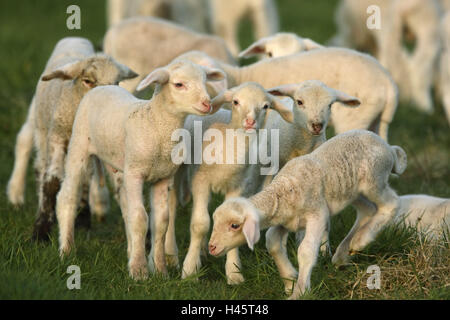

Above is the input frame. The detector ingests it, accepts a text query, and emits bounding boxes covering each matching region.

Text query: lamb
[330,0,441,113]
[196,48,398,141]
[177,82,294,284]
[106,0,209,33]
[208,130,407,299]
[103,17,235,93]
[239,32,324,59]
[210,0,279,56]
[55,59,225,280]
[6,37,138,240]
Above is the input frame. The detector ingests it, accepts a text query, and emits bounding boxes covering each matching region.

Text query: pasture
[0,0,449,299]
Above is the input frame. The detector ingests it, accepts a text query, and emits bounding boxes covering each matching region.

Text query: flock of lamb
[5,0,450,299]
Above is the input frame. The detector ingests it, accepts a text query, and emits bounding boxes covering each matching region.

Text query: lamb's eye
[268,52,273,58]
[263,104,269,109]
[297,99,304,106]
[82,79,95,88]
[231,223,240,230]
[232,100,239,106]
[174,82,184,88]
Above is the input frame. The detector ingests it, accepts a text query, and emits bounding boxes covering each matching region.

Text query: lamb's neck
[146,91,185,129]
[218,62,243,87]
[290,123,325,150]
[249,185,287,229]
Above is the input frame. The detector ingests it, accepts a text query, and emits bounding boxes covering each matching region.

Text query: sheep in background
[55,59,225,279]
[210,0,279,56]
[208,130,407,299]
[239,32,324,59]
[106,0,209,33]
[6,37,137,240]
[330,0,441,114]
[200,48,398,141]
[103,17,235,94]
[438,11,450,124]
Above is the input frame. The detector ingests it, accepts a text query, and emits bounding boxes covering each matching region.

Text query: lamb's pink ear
[238,38,269,58]
[136,68,169,91]
[303,38,324,51]
[41,60,85,81]
[243,210,260,250]
[202,66,226,82]
[270,96,294,123]
[267,84,298,99]
[211,89,233,113]
[333,89,361,107]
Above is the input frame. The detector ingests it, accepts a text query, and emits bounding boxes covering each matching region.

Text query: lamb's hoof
[75,205,91,229]
[129,261,149,281]
[165,254,180,269]
[227,272,245,285]
[332,253,351,267]
[32,218,52,242]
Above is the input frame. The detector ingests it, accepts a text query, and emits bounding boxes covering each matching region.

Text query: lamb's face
[292,81,336,136]
[40,54,138,90]
[263,33,303,59]
[78,55,138,90]
[229,83,272,132]
[166,62,225,115]
[208,199,251,257]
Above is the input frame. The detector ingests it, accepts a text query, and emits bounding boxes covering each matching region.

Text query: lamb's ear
[117,63,139,82]
[243,210,260,250]
[203,66,226,82]
[238,38,268,58]
[333,89,361,107]
[270,96,294,123]
[303,38,324,51]
[41,60,86,81]
[211,89,233,112]
[136,68,169,91]
[267,84,298,99]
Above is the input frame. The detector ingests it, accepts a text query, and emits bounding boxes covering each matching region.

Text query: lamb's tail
[379,78,399,142]
[391,145,407,175]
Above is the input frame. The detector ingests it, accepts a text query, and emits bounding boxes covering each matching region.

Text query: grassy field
[0,0,449,300]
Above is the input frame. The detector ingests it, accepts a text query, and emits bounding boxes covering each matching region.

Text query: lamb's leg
[33,136,66,241]
[123,174,149,280]
[350,187,399,253]
[164,184,179,268]
[266,226,297,295]
[88,157,110,222]
[118,184,131,259]
[7,99,35,206]
[182,179,210,279]
[289,214,327,300]
[148,177,171,276]
[332,197,375,266]
[56,140,90,255]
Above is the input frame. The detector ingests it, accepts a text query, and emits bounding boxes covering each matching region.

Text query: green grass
[0,0,449,300]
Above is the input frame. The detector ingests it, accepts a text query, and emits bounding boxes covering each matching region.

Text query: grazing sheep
[178,82,294,284]
[239,32,324,59]
[208,48,398,141]
[7,37,138,240]
[55,59,225,280]
[208,130,407,299]
[103,17,235,93]
[210,0,279,56]
[106,0,209,33]
[330,0,441,113]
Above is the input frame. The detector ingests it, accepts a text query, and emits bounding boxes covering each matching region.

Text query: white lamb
[210,0,279,56]
[103,17,235,93]
[331,0,441,113]
[55,59,225,279]
[177,82,294,284]
[208,130,407,299]
[239,32,324,59]
[191,49,398,141]
[6,37,137,240]
[106,0,209,33]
